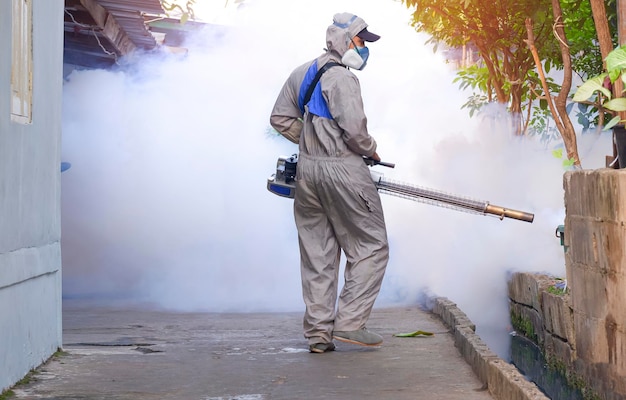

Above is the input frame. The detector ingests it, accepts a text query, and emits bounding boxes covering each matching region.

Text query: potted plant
[573,45,626,168]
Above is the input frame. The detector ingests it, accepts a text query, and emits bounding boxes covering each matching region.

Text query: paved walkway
[13,300,493,400]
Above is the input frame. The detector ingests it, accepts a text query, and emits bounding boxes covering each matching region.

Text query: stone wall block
[573,357,626,400]
[454,325,498,384]
[562,171,584,217]
[433,297,476,331]
[601,316,626,376]
[611,365,626,399]
[543,332,574,370]
[600,170,626,220]
[508,272,551,311]
[510,302,544,347]
[561,172,585,218]
[596,220,626,278]
[541,292,575,345]
[573,311,609,365]
[565,170,626,400]
[487,359,550,400]
[605,267,626,330]
[564,169,626,221]
[436,295,548,400]
[566,217,599,267]
[568,263,608,320]
[566,217,626,277]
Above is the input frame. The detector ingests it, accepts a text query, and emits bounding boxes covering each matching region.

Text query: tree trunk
[590,0,615,62]
[589,1,619,101]
[551,0,581,167]
[474,43,525,134]
[525,14,581,167]
[591,0,622,166]
[619,0,626,45]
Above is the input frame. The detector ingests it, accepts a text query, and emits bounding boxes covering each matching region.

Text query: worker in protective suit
[270,12,389,354]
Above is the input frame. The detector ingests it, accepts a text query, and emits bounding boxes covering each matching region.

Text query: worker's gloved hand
[363,153,394,168]
[363,153,380,167]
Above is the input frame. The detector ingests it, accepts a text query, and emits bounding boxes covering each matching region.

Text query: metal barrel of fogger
[372,173,534,223]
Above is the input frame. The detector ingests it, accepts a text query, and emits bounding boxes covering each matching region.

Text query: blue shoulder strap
[298,62,342,119]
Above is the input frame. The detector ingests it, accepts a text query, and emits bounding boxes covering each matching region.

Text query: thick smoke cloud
[61,0,612,358]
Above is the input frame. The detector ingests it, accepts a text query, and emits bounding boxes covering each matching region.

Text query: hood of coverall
[325,13,370,61]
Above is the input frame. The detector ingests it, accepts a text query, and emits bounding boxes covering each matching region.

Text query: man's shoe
[309,342,336,353]
[333,328,383,347]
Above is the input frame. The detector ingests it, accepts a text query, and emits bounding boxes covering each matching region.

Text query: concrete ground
[12,300,494,400]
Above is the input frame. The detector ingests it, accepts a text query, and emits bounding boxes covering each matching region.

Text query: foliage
[453,64,493,116]
[0,348,67,399]
[400,0,556,133]
[557,0,616,77]
[400,0,549,48]
[393,330,434,337]
[160,0,196,24]
[547,284,567,295]
[458,93,490,117]
[552,147,577,168]
[528,104,561,142]
[0,369,37,399]
[265,127,282,141]
[400,0,615,140]
[511,310,538,344]
[544,0,616,134]
[526,67,567,134]
[572,102,602,132]
[0,389,15,400]
[573,45,626,130]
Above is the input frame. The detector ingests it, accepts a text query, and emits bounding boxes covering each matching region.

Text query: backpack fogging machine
[267,154,534,223]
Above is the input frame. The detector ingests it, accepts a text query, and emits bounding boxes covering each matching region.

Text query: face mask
[341,45,369,70]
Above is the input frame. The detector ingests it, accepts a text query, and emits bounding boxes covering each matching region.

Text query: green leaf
[609,69,622,83]
[604,115,622,131]
[606,46,626,72]
[393,330,434,337]
[604,98,626,112]
[573,74,610,102]
[578,114,590,130]
[563,158,576,167]
[552,148,563,159]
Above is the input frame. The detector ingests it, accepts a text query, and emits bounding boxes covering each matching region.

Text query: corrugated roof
[97,0,163,15]
[65,0,206,69]
[96,0,164,50]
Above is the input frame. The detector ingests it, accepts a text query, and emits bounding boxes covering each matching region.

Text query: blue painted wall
[0,0,64,391]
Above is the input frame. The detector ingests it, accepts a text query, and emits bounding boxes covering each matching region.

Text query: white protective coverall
[270,13,389,345]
